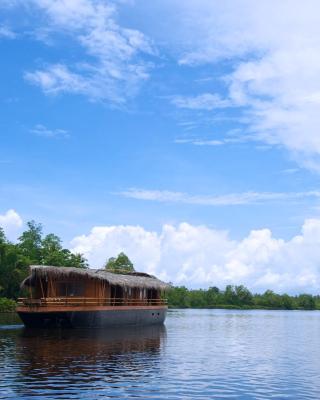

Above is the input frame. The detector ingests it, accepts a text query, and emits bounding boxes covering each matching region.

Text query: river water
[0,309,319,399]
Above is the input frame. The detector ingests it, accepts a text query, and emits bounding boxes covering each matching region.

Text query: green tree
[280,294,294,310]
[235,285,253,306]
[17,220,43,264]
[0,229,28,299]
[0,227,6,244]
[105,257,116,270]
[39,233,87,268]
[64,251,88,269]
[41,233,64,265]
[189,289,207,307]
[224,285,237,305]
[255,289,282,309]
[166,286,190,307]
[105,252,135,273]
[205,286,221,306]
[297,294,316,310]
[0,221,88,299]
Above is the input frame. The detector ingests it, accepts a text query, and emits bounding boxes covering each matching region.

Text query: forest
[0,221,319,311]
[166,285,320,310]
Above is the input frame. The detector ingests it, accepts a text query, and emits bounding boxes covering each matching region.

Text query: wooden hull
[17,306,167,328]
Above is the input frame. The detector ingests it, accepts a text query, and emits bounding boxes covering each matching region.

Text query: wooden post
[39,277,45,299]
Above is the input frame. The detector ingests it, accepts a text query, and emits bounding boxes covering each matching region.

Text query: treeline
[0,221,87,299]
[167,285,320,310]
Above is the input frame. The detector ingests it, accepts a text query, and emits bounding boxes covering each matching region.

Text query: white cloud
[70,219,320,293]
[154,0,320,170]
[0,25,15,38]
[174,134,251,146]
[24,0,154,104]
[175,138,225,146]
[30,123,69,138]
[171,93,230,110]
[281,168,300,175]
[25,64,87,97]
[0,209,23,240]
[117,188,320,206]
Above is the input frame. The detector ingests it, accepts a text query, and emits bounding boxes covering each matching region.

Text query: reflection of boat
[16,325,166,380]
[17,266,169,328]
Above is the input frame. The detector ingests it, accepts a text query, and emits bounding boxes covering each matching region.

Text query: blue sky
[1,0,320,292]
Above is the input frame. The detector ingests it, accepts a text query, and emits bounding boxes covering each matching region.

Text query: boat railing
[17,297,168,307]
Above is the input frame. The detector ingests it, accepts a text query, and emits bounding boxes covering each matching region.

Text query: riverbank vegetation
[0,221,319,311]
[0,297,16,312]
[167,285,320,310]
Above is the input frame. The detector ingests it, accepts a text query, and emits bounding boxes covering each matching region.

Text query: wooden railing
[17,297,168,308]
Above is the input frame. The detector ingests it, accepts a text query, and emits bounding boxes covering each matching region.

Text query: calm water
[0,309,320,399]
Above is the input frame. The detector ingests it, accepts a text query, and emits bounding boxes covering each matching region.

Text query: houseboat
[17,265,170,328]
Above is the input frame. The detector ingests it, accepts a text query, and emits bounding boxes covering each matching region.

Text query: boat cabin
[19,265,169,307]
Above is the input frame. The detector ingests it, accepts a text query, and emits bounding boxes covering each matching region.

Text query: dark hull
[17,307,167,328]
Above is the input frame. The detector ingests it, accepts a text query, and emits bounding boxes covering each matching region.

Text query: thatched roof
[21,265,170,291]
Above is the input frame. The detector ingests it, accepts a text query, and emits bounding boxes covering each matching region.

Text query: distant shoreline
[166,286,320,310]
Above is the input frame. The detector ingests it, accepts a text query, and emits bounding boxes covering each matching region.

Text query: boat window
[56,281,85,296]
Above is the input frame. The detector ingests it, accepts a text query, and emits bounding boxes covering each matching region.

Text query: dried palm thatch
[21,265,170,291]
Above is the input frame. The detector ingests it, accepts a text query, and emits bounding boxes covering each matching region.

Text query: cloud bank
[0,209,23,240]
[71,219,320,294]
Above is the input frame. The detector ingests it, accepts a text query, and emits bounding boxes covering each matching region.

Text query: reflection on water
[18,325,165,380]
[0,322,166,399]
[1,309,320,399]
